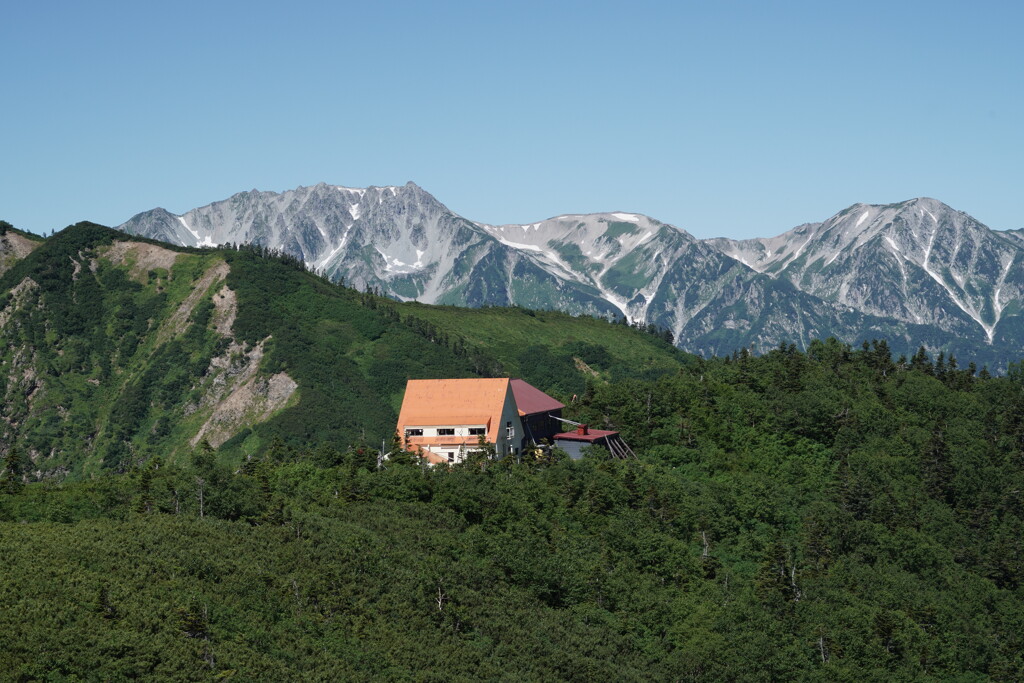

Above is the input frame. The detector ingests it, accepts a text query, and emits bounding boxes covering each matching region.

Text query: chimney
[577,425,588,435]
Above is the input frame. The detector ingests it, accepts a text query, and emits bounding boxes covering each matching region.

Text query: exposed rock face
[119,183,628,318]
[211,285,236,337]
[119,186,1024,365]
[0,231,41,277]
[1002,228,1024,247]
[99,241,180,282]
[191,338,297,449]
[163,263,297,450]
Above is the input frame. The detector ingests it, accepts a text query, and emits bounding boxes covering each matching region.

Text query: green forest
[3,340,1024,680]
[2,223,1024,680]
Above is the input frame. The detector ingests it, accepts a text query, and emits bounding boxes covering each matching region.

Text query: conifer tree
[911,346,932,374]
[135,465,154,514]
[1,446,26,493]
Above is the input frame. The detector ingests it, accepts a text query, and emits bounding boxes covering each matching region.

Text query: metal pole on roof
[549,414,586,428]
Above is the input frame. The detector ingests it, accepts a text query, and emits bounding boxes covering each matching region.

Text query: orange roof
[397,378,511,443]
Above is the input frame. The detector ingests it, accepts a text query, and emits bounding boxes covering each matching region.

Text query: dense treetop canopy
[3,336,1023,680]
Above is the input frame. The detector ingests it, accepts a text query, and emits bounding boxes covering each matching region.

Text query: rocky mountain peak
[116,185,1024,365]
[711,196,1022,344]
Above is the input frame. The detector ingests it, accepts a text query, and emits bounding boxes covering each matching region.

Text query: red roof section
[510,379,565,416]
[553,429,619,443]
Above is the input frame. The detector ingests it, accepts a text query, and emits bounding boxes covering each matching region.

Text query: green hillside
[399,302,687,393]
[6,221,1023,680]
[0,222,686,479]
[0,223,230,476]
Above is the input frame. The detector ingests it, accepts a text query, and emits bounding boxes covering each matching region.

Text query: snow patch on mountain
[177,216,201,245]
[709,197,1023,344]
[492,236,544,253]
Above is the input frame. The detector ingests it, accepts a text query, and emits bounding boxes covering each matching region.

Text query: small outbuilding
[552,424,635,460]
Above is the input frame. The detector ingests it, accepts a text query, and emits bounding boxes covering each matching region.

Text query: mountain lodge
[395,378,634,464]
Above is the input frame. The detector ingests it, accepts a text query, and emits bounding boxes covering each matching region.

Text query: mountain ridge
[709,197,1024,343]
[117,185,1024,366]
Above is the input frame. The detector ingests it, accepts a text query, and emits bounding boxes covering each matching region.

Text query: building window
[468,427,485,436]
[405,428,423,436]
[437,428,455,436]
[506,421,514,439]
[447,452,455,463]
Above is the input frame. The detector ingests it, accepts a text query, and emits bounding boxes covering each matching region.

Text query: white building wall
[404,426,488,437]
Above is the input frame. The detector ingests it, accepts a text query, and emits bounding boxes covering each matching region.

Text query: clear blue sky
[2,1,1021,239]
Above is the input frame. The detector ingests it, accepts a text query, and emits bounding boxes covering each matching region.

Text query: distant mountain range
[118,184,1024,367]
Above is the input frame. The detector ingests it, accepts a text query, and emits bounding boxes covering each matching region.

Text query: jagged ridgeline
[119,186,1024,369]
[0,222,686,479]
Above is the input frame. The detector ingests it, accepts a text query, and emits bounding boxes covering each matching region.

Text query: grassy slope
[398,303,688,385]
[221,248,483,454]
[223,249,689,455]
